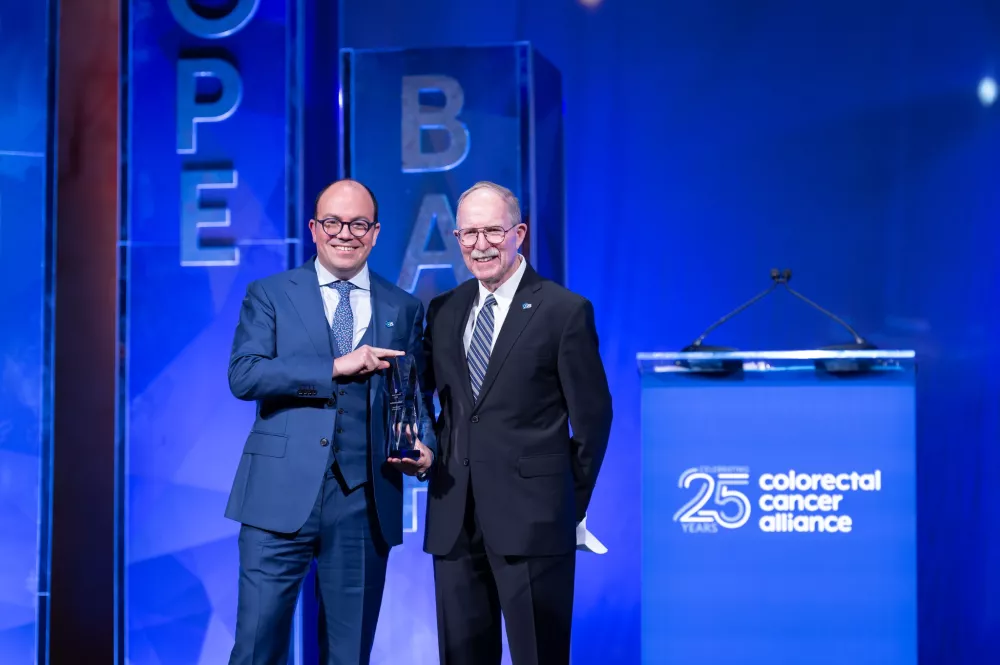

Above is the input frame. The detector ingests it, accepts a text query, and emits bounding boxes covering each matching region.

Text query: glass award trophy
[387,356,422,460]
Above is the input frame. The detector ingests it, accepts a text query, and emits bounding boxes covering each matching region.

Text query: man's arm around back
[557,298,613,522]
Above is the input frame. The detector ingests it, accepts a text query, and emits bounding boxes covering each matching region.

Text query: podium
[638,350,917,665]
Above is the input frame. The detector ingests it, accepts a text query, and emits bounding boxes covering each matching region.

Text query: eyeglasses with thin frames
[454,224,517,247]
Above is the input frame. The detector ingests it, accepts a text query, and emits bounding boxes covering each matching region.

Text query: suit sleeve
[557,298,613,522]
[410,299,438,456]
[228,280,334,401]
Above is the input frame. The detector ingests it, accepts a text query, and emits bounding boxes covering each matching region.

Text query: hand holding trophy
[386,356,433,477]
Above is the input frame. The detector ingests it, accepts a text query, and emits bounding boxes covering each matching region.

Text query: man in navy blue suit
[225,179,435,665]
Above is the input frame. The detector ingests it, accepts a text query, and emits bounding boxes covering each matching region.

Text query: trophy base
[389,449,421,461]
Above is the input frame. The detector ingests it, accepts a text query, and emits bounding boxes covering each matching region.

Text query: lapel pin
[385,321,394,328]
[522,303,532,310]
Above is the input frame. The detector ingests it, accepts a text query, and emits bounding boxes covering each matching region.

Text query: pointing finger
[370,347,406,358]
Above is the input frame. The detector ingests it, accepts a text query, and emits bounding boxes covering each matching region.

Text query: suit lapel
[285,259,334,359]
[472,266,544,410]
[369,273,400,408]
[370,274,401,352]
[450,281,479,409]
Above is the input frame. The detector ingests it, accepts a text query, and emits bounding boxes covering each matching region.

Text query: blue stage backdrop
[338,1,1000,663]
[0,1,55,663]
[115,1,1000,663]
[120,1,303,663]
[339,43,565,664]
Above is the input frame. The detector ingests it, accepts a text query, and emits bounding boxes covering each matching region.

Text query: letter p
[176,58,242,154]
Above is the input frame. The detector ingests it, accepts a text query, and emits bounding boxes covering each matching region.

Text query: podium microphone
[682,268,875,352]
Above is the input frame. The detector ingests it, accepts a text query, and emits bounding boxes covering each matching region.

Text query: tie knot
[483,294,497,308]
[331,281,355,296]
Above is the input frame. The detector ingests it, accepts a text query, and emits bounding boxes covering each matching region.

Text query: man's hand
[333,345,404,377]
[388,440,433,478]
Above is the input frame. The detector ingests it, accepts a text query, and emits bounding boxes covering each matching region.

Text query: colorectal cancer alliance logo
[673,466,882,534]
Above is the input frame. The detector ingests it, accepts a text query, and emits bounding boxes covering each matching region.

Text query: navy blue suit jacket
[224,256,436,546]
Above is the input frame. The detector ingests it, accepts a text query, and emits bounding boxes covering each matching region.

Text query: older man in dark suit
[421,181,613,665]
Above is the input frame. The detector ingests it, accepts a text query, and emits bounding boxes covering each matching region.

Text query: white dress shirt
[315,259,372,350]
[463,254,527,354]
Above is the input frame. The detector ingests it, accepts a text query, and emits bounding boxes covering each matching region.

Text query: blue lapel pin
[522,302,532,310]
[385,321,394,328]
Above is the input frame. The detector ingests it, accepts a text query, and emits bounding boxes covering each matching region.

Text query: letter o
[169,0,260,38]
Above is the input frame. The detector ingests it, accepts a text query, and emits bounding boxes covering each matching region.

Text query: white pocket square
[575,515,608,554]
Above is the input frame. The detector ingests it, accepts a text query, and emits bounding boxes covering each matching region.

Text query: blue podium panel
[341,43,565,665]
[639,351,917,665]
[0,1,55,663]
[122,2,302,663]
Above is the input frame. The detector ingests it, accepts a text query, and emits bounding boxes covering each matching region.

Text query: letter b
[401,75,469,172]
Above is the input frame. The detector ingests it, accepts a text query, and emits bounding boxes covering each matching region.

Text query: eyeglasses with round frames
[314,217,376,238]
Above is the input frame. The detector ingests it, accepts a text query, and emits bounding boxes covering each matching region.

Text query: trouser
[432,483,576,665]
[229,464,389,665]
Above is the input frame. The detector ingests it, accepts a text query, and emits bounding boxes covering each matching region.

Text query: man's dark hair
[312,178,379,222]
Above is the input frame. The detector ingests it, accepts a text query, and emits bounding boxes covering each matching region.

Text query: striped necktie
[467,294,497,401]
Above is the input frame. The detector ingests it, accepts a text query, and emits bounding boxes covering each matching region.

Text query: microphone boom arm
[685,282,778,351]
[780,282,866,346]
[683,268,874,351]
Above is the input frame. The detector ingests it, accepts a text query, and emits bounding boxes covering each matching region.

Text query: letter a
[398,194,470,293]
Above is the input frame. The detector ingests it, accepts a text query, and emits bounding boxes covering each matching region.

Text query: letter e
[180,169,239,266]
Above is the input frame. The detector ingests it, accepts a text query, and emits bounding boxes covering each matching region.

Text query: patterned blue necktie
[329,281,356,357]
[467,294,497,400]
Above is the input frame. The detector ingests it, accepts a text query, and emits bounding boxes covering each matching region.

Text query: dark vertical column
[299,1,340,662]
[50,0,119,662]
[302,0,341,233]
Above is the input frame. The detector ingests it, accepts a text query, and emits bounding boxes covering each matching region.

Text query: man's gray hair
[456,181,522,227]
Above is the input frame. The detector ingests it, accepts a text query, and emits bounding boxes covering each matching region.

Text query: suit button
[320,438,329,447]
[338,408,345,414]
[336,428,343,434]
[471,415,479,423]
[463,458,470,466]
[327,398,336,407]
[339,390,346,396]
